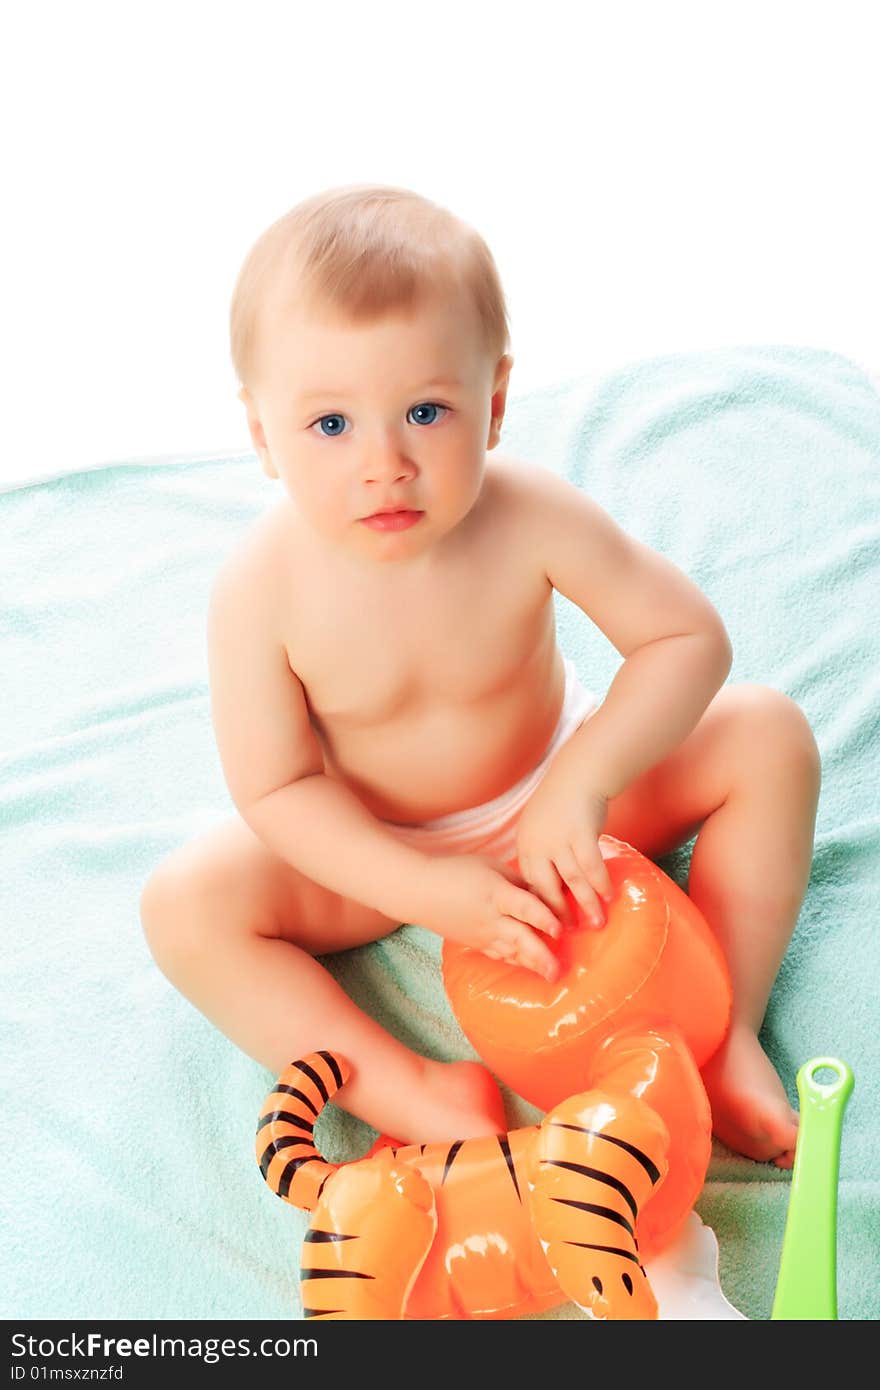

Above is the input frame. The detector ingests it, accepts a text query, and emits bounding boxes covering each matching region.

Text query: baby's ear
[237,388,277,479]
[237,385,258,424]
[487,354,514,450]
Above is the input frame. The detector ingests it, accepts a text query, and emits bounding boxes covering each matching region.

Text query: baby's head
[229,184,514,566]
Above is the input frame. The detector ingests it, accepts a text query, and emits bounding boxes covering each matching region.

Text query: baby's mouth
[359,509,424,531]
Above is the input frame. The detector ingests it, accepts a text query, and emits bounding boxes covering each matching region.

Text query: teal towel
[2,345,878,1320]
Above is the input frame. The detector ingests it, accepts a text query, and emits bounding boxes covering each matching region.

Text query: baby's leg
[604,683,821,1168]
[684,690,821,1169]
[140,817,505,1143]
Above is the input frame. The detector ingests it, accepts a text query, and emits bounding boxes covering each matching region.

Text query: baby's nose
[363,453,416,484]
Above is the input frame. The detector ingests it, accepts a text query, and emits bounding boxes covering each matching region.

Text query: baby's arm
[206,549,561,972]
[207,550,430,924]
[517,463,733,799]
[509,464,733,921]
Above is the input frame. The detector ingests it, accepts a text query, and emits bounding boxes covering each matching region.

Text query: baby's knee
[139,853,217,971]
[731,684,821,785]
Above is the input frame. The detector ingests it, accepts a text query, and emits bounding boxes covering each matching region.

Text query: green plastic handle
[771,1056,854,1320]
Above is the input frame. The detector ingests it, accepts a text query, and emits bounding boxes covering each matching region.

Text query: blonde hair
[229,183,511,389]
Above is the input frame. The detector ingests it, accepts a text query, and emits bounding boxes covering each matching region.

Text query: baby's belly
[316,672,565,824]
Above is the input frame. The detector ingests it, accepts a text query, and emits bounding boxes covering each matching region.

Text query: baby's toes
[772,1148,796,1171]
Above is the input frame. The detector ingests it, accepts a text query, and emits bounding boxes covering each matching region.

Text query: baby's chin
[352,518,431,558]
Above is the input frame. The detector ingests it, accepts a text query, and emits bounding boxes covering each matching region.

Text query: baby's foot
[374,1059,507,1147]
[701,1023,799,1169]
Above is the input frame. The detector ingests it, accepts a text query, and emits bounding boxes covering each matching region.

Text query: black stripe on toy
[547,1121,662,1185]
[551,1197,634,1237]
[497,1134,522,1202]
[563,1241,641,1265]
[441,1140,465,1185]
[278,1155,321,1201]
[271,1083,319,1117]
[300,1268,375,1281]
[259,1135,316,1180]
[542,1159,638,1221]
[304,1230,357,1243]
[316,1051,344,1090]
[255,1110,314,1135]
[296,1058,330,1105]
[255,1134,314,1178]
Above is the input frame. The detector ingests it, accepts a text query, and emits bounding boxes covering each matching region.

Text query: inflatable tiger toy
[255,837,732,1320]
[256,1048,669,1319]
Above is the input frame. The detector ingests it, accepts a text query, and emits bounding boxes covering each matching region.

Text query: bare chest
[283,548,552,731]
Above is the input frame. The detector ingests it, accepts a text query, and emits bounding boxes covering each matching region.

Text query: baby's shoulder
[485,456,622,577]
[490,452,574,496]
[209,500,298,616]
[487,454,585,530]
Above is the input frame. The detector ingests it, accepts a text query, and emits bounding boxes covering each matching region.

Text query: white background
[1,0,878,490]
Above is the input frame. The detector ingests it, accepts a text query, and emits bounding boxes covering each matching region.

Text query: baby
[141,183,821,1168]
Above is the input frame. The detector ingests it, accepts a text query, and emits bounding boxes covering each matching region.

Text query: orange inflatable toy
[255,836,731,1320]
[443,836,732,1256]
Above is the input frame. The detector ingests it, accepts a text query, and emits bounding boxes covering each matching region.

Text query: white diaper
[382,657,600,863]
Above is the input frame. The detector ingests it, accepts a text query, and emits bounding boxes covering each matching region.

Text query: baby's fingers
[501,882,562,940]
[518,854,570,926]
[560,843,614,927]
[493,920,560,982]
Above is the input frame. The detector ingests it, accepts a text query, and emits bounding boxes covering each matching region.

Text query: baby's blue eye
[408,402,445,426]
[310,403,447,437]
[314,414,346,437]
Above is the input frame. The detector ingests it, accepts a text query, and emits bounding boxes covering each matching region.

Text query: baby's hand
[516,772,614,929]
[416,853,563,980]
